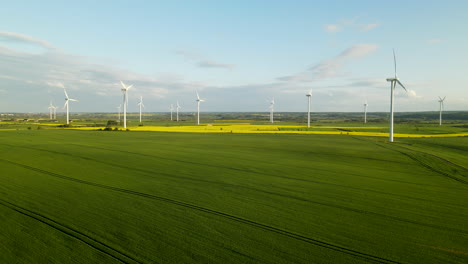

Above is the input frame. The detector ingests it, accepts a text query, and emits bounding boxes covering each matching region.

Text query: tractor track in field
[392,144,468,172]
[3,144,464,207]
[0,198,143,264]
[0,160,401,264]
[370,141,468,186]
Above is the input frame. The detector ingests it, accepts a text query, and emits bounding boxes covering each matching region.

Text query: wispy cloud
[198,60,234,70]
[324,24,341,33]
[360,23,379,31]
[0,31,56,51]
[175,49,234,70]
[277,44,378,82]
[324,17,379,33]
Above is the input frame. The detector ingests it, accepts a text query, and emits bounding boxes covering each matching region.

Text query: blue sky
[0,0,467,113]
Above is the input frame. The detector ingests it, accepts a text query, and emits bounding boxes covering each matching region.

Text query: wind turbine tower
[120,81,133,129]
[438,96,446,126]
[170,104,174,121]
[176,101,181,122]
[48,101,54,119]
[52,105,58,120]
[386,50,407,142]
[269,98,275,123]
[138,96,144,123]
[117,104,121,123]
[63,89,78,125]
[196,91,205,125]
[306,91,312,128]
[364,100,368,124]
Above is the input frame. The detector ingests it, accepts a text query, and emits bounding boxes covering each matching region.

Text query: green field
[0,129,467,263]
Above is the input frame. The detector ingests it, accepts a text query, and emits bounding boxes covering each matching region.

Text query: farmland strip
[0,198,144,264]
[9,143,466,203]
[0,160,448,264]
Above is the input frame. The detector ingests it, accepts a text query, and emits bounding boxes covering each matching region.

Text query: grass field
[0,128,467,263]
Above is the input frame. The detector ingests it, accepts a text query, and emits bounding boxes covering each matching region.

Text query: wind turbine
[196,91,205,125]
[176,101,181,122]
[386,49,407,142]
[48,101,54,119]
[137,96,144,123]
[63,89,78,125]
[363,100,368,124]
[170,104,174,121]
[306,90,312,128]
[438,96,446,126]
[52,105,58,120]
[120,80,133,128]
[269,98,275,123]
[117,104,121,123]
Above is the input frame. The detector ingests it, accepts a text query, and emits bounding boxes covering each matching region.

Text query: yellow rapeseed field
[63,124,468,138]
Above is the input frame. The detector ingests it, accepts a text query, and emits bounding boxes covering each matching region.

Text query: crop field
[0,127,467,263]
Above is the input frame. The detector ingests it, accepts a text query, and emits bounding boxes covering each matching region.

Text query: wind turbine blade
[120,80,126,88]
[196,90,200,100]
[443,96,446,101]
[64,89,69,99]
[69,99,78,102]
[127,85,133,90]
[393,49,397,78]
[396,80,407,91]
[63,101,68,109]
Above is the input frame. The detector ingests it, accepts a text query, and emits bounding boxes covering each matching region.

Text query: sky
[0,0,467,113]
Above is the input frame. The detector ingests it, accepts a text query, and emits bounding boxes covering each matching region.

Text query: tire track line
[373,142,468,185]
[0,198,143,264]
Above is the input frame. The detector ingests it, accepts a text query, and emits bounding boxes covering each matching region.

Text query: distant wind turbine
[170,104,174,121]
[120,81,133,128]
[137,96,144,123]
[386,49,407,142]
[438,96,446,126]
[196,91,205,125]
[48,101,54,119]
[306,90,312,128]
[176,101,181,122]
[363,100,368,124]
[269,98,275,123]
[117,104,121,123]
[63,89,78,125]
[52,105,58,120]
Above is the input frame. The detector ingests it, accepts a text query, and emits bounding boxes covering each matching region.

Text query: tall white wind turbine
[117,104,121,123]
[170,104,174,121]
[269,98,275,123]
[63,89,78,125]
[176,101,181,122]
[137,96,144,123]
[306,90,312,128]
[363,100,368,124]
[438,96,446,126]
[196,91,205,125]
[120,81,133,128]
[386,50,407,142]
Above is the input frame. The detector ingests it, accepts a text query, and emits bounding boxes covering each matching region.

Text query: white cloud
[324,24,341,33]
[278,44,378,82]
[360,23,379,31]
